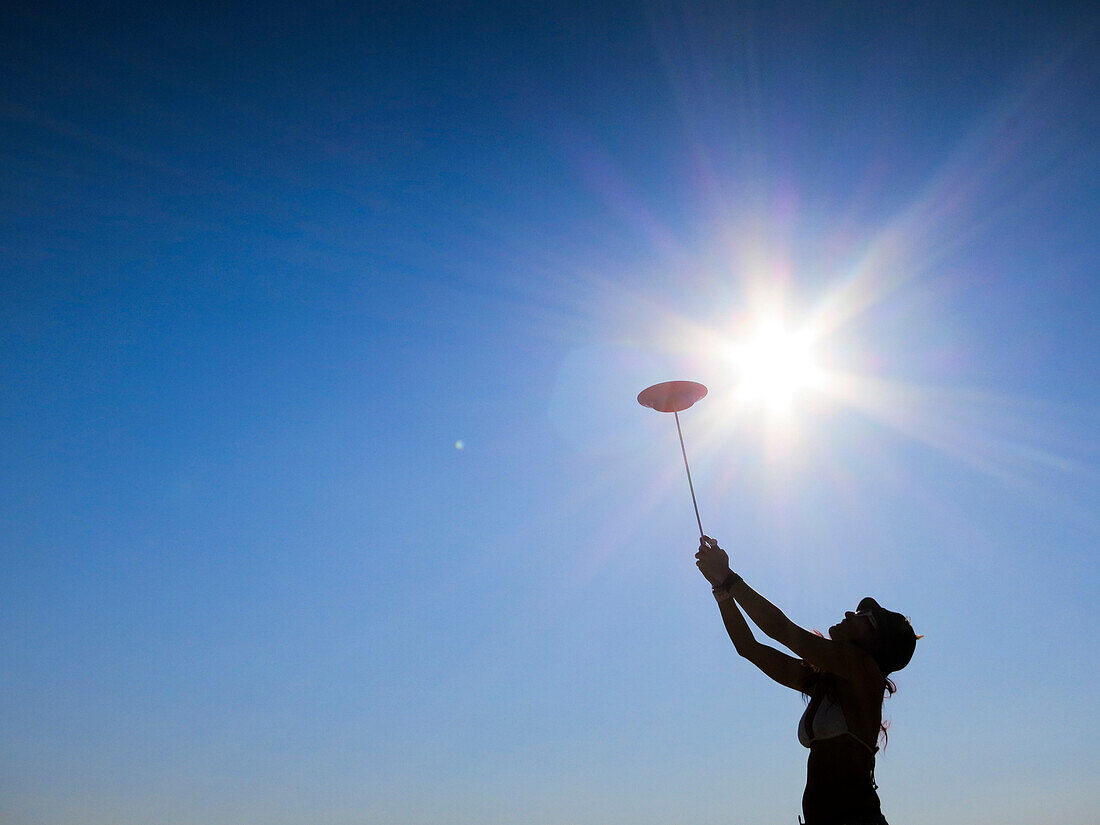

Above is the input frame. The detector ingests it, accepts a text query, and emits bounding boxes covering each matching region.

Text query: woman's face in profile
[829,609,877,648]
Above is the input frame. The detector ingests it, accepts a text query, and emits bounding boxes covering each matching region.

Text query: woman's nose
[844,611,855,619]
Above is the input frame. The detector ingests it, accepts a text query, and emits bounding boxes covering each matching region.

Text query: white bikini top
[799,692,877,754]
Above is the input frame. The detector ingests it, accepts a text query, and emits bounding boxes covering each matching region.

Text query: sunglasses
[855,609,878,630]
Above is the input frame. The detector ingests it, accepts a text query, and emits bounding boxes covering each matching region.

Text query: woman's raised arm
[697,536,870,680]
[712,587,814,692]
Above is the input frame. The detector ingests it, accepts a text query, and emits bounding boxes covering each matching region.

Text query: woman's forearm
[696,536,797,649]
[714,585,812,690]
[716,592,758,656]
[728,578,795,644]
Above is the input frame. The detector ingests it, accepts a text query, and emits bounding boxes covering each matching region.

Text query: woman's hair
[860,598,919,675]
[879,676,897,748]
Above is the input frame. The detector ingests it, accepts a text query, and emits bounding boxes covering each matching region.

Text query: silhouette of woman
[695,535,918,825]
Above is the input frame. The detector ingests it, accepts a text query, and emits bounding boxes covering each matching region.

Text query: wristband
[712,571,743,593]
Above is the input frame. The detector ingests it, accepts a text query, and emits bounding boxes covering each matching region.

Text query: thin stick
[674,410,704,538]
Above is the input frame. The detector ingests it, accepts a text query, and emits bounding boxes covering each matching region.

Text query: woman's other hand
[695,535,732,587]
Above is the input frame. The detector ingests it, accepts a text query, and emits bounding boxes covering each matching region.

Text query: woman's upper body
[695,536,917,825]
[799,672,883,824]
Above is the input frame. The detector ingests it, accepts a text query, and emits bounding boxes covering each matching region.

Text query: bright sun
[730,317,825,415]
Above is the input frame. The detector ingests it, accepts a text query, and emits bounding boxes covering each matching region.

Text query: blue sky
[2,2,1098,823]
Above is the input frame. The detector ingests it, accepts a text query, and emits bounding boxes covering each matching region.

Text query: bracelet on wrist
[712,571,743,593]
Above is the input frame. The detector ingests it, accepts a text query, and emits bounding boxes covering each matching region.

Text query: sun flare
[730,317,826,415]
